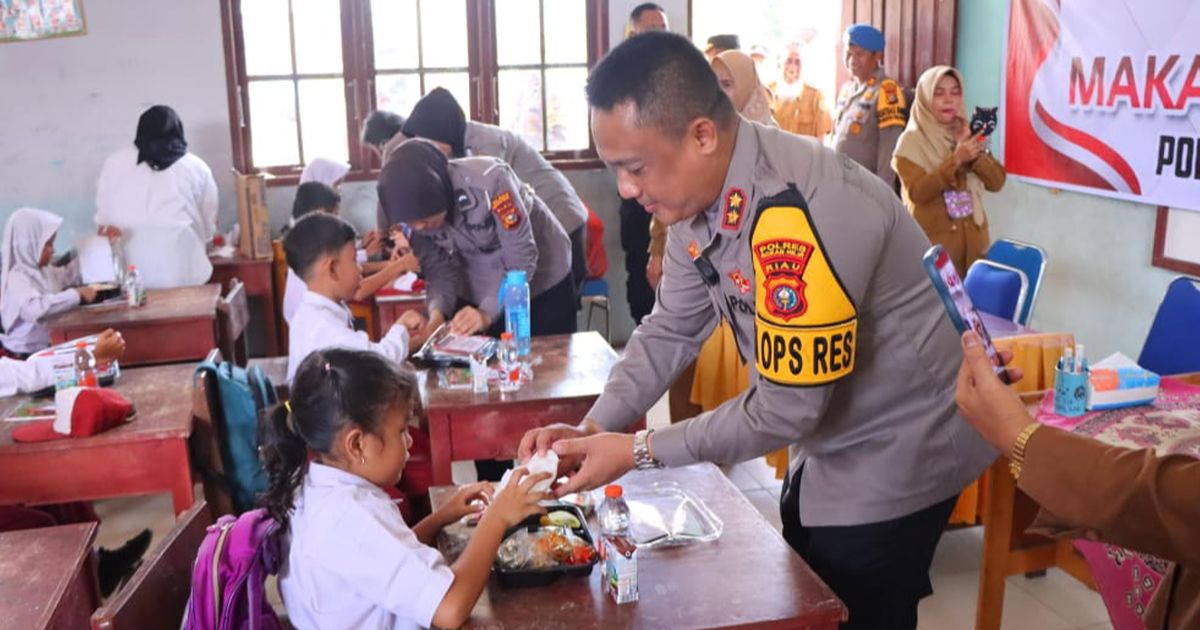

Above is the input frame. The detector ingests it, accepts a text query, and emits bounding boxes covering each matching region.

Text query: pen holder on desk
[1053,368,1089,417]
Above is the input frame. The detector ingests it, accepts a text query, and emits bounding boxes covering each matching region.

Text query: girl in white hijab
[0,209,98,355]
[711,50,777,126]
[892,66,1006,273]
[298,158,351,188]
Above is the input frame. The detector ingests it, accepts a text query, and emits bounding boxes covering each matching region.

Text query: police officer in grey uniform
[402,88,590,297]
[832,24,906,191]
[377,138,576,339]
[519,33,995,629]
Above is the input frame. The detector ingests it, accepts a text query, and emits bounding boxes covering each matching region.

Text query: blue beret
[845,24,885,52]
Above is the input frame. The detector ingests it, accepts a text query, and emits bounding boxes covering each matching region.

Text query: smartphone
[922,245,1011,384]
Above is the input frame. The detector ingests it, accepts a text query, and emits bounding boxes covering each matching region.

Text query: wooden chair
[90,501,214,630]
[272,240,289,355]
[217,279,251,367]
[191,349,235,516]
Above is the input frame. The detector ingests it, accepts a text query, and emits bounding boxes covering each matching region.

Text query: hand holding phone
[922,245,1011,384]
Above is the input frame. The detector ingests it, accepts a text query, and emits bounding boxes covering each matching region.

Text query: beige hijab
[713,51,776,127]
[894,65,986,226]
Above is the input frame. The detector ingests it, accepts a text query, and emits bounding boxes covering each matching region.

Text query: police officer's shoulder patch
[750,187,857,387]
[876,79,906,129]
[490,190,521,230]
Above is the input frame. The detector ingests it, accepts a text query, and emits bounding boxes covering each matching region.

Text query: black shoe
[97,528,152,598]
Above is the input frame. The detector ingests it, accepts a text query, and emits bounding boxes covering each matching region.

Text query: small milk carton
[602,535,638,604]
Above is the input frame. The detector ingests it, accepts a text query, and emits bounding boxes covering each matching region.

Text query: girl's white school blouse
[279,463,454,630]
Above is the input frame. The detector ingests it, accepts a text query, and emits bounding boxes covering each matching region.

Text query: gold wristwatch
[1008,423,1042,481]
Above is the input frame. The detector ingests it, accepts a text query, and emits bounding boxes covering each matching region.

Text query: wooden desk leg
[429,410,454,486]
[976,458,1012,630]
[167,439,196,516]
[260,293,280,357]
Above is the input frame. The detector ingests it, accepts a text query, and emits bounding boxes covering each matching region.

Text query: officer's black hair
[282,212,357,282]
[361,110,406,148]
[291,182,341,220]
[630,2,664,21]
[587,31,735,139]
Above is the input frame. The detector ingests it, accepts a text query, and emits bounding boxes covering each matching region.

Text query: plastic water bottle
[501,270,531,356]
[124,265,144,307]
[497,332,521,393]
[73,342,98,388]
[598,485,632,537]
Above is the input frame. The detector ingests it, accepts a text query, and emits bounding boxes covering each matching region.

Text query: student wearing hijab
[0,208,99,355]
[377,139,574,339]
[711,50,776,126]
[299,158,351,188]
[892,66,1005,272]
[402,88,590,299]
[94,105,218,288]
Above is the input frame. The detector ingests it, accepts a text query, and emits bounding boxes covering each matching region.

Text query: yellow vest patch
[752,203,857,386]
[876,79,906,129]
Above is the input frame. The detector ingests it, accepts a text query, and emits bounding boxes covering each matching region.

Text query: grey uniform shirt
[411,156,571,322]
[464,121,588,234]
[587,119,995,527]
[833,67,906,190]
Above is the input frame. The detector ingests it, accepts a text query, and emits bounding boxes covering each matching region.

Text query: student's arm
[352,254,417,302]
[892,155,960,205]
[197,162,219,242]
[1021,428,1200,567]
[368,322,411,363]
[11,274,82,323]
[0,356,55,397]
[481,168,539,322]
[410,233,460,325]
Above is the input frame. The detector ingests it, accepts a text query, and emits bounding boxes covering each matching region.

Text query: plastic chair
[581,277,610,342]
[985,239,1047,325]
[1138,276,1200,375]
[964,260,1029,323]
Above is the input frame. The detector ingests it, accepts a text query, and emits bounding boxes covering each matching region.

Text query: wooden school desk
[348,291,426,342]
[974,371,1200,630]
[431,463,847,629]
[419,332,620,486]
[0,362,198,516]
[209,254,279,356]
[0,523,101,630]
[44,285,221,366]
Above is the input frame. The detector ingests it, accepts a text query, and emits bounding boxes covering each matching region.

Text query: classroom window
[220,0,608,182]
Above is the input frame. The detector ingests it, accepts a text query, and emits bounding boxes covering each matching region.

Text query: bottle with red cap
[498,332,521,393]
[598,484,631,537]
[73,341,98,388]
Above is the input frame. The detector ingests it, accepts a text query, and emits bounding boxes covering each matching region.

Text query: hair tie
[284,400,292,413]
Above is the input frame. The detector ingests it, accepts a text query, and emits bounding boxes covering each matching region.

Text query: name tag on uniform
[750,189,858,387]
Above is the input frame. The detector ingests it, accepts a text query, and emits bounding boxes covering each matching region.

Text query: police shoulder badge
[876,79,907,129]
[750,188,858,387]
[490,191,521,230]
[723,187,746,231]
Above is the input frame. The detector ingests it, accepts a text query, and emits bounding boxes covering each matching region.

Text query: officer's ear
[688,117,722,157]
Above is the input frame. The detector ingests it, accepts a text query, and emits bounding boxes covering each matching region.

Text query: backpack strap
[247,366,277,411]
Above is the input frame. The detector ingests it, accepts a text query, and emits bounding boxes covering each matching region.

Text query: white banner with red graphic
[1004,0,1200,212]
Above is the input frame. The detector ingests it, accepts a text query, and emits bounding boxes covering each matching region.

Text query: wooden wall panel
[840,0,957,91]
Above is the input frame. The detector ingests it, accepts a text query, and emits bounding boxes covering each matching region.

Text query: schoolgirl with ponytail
[260,348,550,629]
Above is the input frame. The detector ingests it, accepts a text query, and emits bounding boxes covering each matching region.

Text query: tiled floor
[90,392,1112,629]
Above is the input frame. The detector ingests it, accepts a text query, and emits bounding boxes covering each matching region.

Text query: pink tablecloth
[1036,378,1200,629]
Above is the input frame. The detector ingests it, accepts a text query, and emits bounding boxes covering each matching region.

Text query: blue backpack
[194,361,277,513]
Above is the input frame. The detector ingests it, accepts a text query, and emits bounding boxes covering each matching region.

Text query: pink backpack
[184,509,284,630]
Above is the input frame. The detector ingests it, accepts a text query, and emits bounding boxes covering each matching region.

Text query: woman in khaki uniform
[892,66,1005,273]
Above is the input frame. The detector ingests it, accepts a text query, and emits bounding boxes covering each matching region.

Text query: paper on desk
[1091,352,1142,370]
[77,235,117,284]
[392,271,419,292]
[496,450,559,495]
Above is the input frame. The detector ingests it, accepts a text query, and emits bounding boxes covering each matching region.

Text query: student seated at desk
[299,157,350,189]
[283,213,426,383]
[282,183,417,324]
[0,208,101,356]
[0,328,152,597]
[263,349,550,630]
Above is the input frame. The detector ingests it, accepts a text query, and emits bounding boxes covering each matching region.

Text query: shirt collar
[694,118,758,238]
[306,461,382,494]
[302,291,353,324]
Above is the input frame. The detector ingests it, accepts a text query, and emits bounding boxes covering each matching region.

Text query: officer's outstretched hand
[549,433,636,498]
[517,421,601,479]
[450,306,488,335]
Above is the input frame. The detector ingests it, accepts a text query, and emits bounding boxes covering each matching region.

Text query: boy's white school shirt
[279,463,454,630]
[0,356,54,396]
[282,250,369,325]
[286,291,409,382]
[0,269,81,354]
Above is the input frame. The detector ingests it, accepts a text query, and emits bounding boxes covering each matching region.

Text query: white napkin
[496,450,559,495]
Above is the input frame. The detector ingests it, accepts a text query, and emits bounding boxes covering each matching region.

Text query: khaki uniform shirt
[465,121,588,234]
[833,67,906,190]
[586,119,995,526]
[411,157,571,321]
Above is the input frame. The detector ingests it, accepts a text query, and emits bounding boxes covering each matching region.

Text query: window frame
[219,0,608,187]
